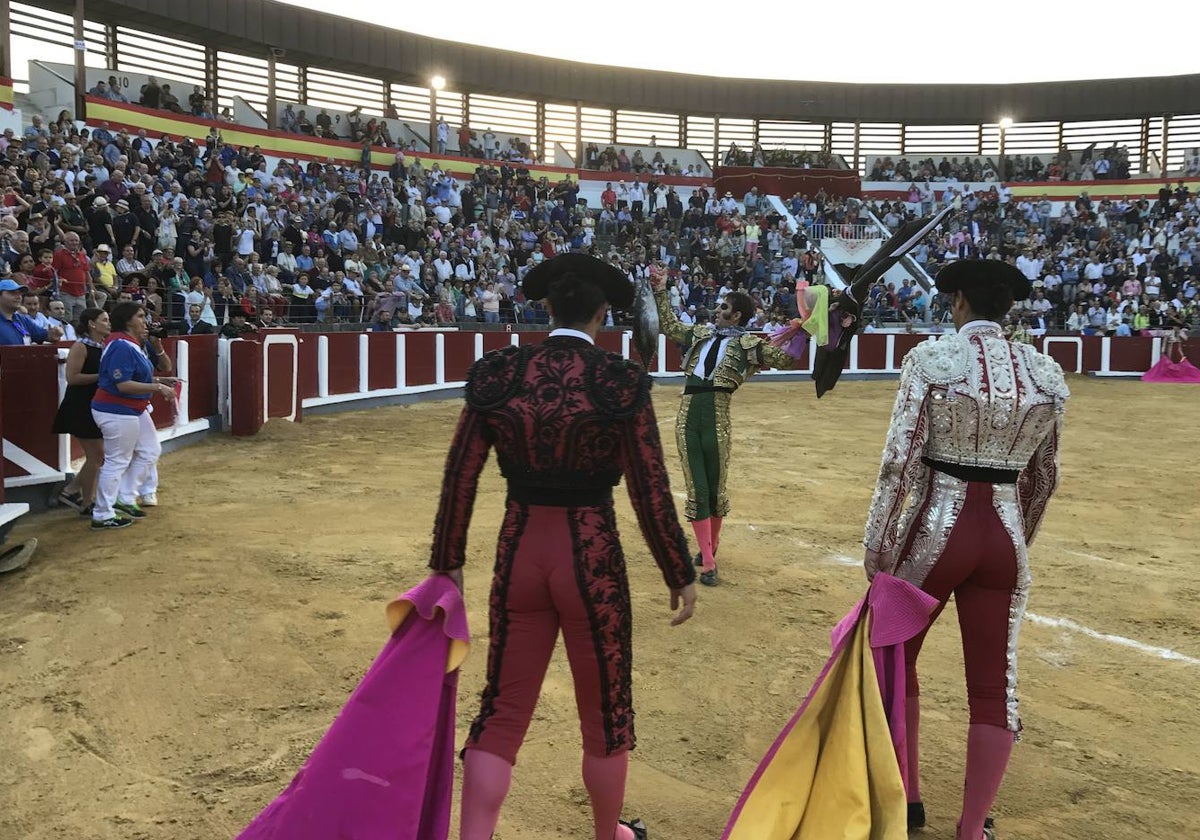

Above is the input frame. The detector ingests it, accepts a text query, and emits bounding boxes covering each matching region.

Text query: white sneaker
[139,493,158,507]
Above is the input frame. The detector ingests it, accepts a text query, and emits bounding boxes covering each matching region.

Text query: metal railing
[812,222,883,241]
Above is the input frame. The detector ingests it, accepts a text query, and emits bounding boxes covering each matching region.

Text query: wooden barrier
[4,331,1197,502]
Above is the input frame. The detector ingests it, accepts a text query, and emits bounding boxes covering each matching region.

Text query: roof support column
[1139,116,1149,174]
[266,49,277,130]
[205,46,218,110]
[429,86,438,153]
[712,114,719,169]
[575,101,583,165]
[536,99,546,164]
[852,121,860,175]
[104,23,117,69]
[73,0,86,120]
[1161,114,1171,176]
[0,0,10,78]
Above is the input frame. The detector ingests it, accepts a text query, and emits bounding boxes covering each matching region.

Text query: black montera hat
[936,260,1031,301]
[521,253,634,309]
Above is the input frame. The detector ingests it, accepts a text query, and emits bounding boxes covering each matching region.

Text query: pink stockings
[460,748,635,840]
[691,517,723,573]
[582,752,636,840]
[906,698,922,804]
[958,724,1014,840]
[460,749,512,840]
[905,706,1014,840]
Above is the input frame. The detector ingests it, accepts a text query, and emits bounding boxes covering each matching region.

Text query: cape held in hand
[235,574,469,840]
[721,573,940,840]
[812,206,953,398]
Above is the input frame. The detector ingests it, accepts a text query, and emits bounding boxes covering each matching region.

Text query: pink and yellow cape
[721,573,939,840]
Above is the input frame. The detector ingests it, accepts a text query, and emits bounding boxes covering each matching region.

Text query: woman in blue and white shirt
[90,302,176,530]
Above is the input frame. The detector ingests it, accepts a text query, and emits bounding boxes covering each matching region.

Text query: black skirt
[52,344,102,440]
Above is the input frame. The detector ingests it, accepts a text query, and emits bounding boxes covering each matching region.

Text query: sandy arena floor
[1,377,1198,840]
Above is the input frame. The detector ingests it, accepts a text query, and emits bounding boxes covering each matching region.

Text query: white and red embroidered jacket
[864,321,1069,561]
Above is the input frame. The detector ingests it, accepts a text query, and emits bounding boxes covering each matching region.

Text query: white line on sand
[1026,613,1200,666]
[1060,549,1148,573]
[826,554,861,567]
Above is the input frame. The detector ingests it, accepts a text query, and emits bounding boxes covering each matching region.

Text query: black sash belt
[507,483,613,507]
[683,384,735,395]
[922,457,1020,485]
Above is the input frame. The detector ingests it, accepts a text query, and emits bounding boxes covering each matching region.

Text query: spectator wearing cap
[85,195,116,249]
[0,278,63,345]
[91,243,119,302]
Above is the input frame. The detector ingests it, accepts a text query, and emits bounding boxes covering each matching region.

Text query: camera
[147,322,169,339]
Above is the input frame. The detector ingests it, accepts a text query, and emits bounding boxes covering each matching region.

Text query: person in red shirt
[52,232,92,320]
[28,248,58,300]
[600,181,617,210]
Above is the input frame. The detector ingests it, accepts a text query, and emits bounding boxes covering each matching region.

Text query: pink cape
[1142,355,1200,383]
[235,575,470,840]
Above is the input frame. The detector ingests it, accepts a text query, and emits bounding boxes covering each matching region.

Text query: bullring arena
[1,339,1198,839]
[2,1,1200,837]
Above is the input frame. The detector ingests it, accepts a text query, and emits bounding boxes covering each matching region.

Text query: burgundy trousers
[467,502,635,764]
[902,483,1019,727]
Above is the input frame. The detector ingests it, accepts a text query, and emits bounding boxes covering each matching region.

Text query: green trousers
[675,388,733,521]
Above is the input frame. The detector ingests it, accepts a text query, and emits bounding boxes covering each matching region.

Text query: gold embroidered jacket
[654,290,798,387]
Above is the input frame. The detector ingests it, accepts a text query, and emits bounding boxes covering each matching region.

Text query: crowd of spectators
[0,106,862,343]
[866,178,1200,336]
[869,144,1134,183]
[582,141,693,176]
[724,142,841,170]
[87,76,231,123]
[2,100,1195,358]
[277,108,542,166]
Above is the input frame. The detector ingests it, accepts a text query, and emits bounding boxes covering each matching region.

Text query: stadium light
[997,116,1014,180]
[431,75,446,91]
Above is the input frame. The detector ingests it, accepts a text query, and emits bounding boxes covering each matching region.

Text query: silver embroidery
[891,472,968,588]
[919,333,1068,470]
[864,323,1068,738]
[991,484,1032,735]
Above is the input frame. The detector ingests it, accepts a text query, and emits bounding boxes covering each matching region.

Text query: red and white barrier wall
[2,331,1197,510]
